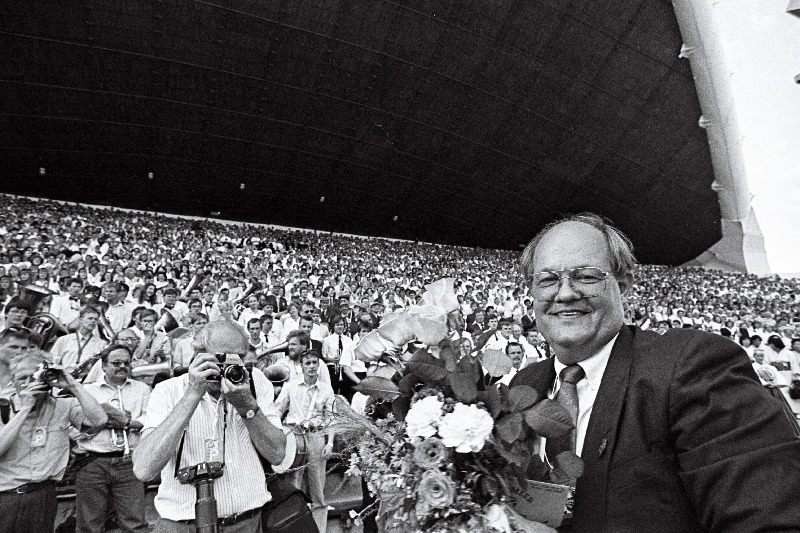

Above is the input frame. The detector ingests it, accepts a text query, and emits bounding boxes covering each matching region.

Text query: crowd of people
[1,194,799,532]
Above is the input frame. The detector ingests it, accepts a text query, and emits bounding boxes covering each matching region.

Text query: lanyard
[75,332,93,364]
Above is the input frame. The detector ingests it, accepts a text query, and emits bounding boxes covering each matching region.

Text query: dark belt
[1,480,56,494]
[86,450,127,458]
[179,507,260,526]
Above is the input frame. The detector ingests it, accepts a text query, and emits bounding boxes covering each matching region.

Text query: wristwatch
[240,405,260,420]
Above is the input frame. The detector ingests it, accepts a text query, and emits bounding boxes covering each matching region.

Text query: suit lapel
[573,325,636,529]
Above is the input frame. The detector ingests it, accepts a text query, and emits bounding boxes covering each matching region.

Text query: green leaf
[354,376,401,401]
[476,386,502,418]
[407,349,447,383]
[496,383,512,413]
[398,373,421,396]
[495,412,523,443]
[495,439,527,466]
[523,399,574,439]
[456,355,483,386]
[448,371,478,403]
[481,348,513,377]
[507,385,540,412]
[392,395,411,422]
[552,451,584,480]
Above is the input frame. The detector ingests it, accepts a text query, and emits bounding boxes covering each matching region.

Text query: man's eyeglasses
[108,360,132,367]
[531,267,609,301]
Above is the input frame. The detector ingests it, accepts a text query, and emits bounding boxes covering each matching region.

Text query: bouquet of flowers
[335,279,583,533]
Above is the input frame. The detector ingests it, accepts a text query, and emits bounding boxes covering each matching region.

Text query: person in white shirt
[237,295,263,330]
[153,288,189,326]
[131,309,170,365]
[273,349,334,533]
[74,344,150,533]
[497,342,526,386]
[310,309,329,342]
[173,314,208,369]
[321,316,362,399]
[272,330,331,386]
[50,306,109,376]
[102,282,132,335]
[483,317,514,353]
[280,303,301,335]
[257,315,284,363]
[49,278,84,329]
[133,321,286,532]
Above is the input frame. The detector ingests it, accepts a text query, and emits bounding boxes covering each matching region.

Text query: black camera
[207,353,247,384]
[790,379,800,400]
[32,361,62,385]
[178,462,224,533]
[177,461,224,484]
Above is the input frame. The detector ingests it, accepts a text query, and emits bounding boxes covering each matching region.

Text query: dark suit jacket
[264,295,287,314]
[310,338,322,355]
[511,325,800,533]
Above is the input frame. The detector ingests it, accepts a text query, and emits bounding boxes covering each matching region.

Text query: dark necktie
[338,334,343,355]
[546,364,586,459]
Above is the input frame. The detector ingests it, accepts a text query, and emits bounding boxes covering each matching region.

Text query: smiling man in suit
[511,213,800,533]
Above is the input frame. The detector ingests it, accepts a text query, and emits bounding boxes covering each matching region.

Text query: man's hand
[187,352,222,396]
[52,367,79,392]
[18,380,50,410]
[221,371,257,411]
[101,403,130,429]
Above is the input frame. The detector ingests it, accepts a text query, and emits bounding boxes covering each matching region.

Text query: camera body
[32,361,62,386]
[206,352,247,384]
[790,379,800,400]
[177,461,224,485]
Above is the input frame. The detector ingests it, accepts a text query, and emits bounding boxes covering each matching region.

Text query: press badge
[32,427,47,448]
[205,439,220,461]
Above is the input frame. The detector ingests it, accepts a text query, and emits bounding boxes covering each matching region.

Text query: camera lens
[223,365,246,385]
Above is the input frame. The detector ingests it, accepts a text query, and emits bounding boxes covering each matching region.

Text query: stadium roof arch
[0,0,769,273]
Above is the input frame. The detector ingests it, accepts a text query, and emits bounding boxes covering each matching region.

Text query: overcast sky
[716,0,800,275]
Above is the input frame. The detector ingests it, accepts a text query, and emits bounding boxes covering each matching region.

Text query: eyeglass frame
[530,267,610,302]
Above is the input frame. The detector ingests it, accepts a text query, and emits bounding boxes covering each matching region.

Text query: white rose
[405,395,444,439]
[438,403,494,453]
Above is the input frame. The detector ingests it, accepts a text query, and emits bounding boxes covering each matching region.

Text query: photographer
[0,349,108,533]
[133,320,286,532]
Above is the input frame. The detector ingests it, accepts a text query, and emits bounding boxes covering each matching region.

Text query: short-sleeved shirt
[0,396,88,490]
[139,369,282,520]
[76,377,151,453]
[50,332,108,372]
[274,378,335,426]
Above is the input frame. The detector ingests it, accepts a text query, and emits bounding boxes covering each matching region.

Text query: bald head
[192,320,249,355]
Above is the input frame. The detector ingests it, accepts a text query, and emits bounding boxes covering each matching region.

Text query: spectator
[0,349,107,533]
[273,349,334,532]
[74,344,150,533]
[50,306,108,376]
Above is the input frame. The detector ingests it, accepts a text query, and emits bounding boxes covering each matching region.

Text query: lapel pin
[598,438,608,458]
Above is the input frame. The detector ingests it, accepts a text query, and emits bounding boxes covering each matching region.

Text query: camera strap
[173,399,229,479]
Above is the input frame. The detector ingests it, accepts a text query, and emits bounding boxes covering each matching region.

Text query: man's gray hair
[520,212,637,283]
